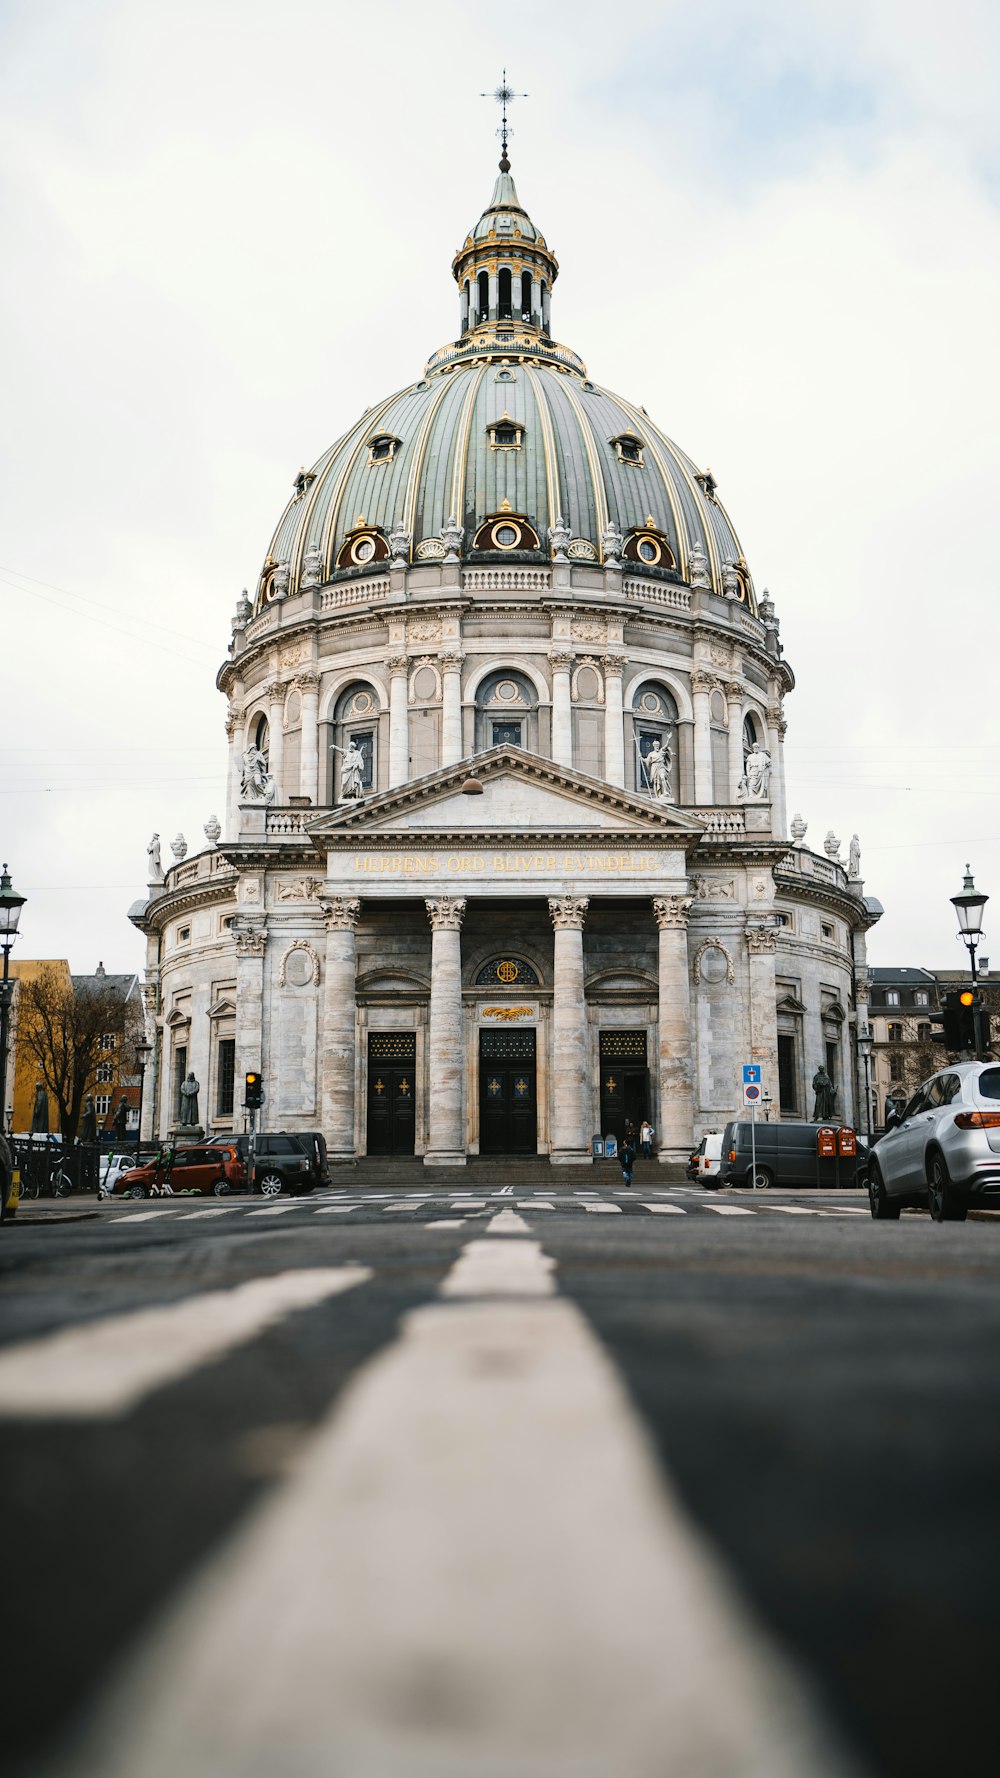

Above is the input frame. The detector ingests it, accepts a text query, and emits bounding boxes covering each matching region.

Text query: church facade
[131,150,880,1164]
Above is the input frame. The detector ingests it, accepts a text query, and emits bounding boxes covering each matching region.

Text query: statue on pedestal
[146,833,164,883]
[812,1067,836,1122]
[642,740,672,802]
[744,741,771,801]
[179,1072,200,1127]
[31,1083,50,1135]
[113,1097,129,1141]
[241,745,276,805]
[80,1094,98,1143]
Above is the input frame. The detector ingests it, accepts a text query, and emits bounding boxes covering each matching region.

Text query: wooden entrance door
[599,1031,649,1145]
[367,1033,416,1155]
[479,1029,537,1155]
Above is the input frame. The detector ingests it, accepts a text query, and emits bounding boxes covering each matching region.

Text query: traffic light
[956,989,992,1054]
[245,1070,263,1109]
[929,992,962,1050]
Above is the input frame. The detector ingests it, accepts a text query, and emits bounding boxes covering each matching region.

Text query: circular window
[351,691,374,716]
[352,536,376,564]
[493,523,519,549]
[496,680,519,702]
[637,537,660,564]
[640,692,662,715]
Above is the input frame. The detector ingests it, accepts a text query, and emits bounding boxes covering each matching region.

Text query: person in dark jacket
[619,1134,637,1187]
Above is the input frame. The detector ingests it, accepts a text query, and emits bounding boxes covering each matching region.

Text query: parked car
[718,1119,863,1190]
[98,1152,136,1198]
[868,1061,1000,1222]
[206,1131,329,1197]
[686,1132,723,1185]
[111,1144,246,1199]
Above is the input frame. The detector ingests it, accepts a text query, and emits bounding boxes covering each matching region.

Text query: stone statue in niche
[241,745,275,805]
[744,740,771,801]
[337,739,366,801]
[643,740,672,801]
[812,1067,836,1123]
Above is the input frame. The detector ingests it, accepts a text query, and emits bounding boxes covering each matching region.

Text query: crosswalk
[104,1190,868,1226]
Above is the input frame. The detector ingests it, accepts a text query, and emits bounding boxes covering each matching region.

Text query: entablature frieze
[138,878,238,933]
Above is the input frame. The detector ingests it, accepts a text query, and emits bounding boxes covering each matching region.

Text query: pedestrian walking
[639,1118,654,1160]
[619,1133,637,1187]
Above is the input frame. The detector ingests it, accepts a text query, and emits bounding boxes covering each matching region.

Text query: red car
[111,1145,246,1200]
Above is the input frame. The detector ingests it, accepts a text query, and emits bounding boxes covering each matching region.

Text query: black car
[206,1130,329,1197]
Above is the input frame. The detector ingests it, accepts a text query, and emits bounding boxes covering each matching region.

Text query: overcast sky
[2,0,999,974]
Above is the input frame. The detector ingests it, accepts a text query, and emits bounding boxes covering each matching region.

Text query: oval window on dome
[494,524,519,549]
[353,537,376,564]
[637,537,659,564]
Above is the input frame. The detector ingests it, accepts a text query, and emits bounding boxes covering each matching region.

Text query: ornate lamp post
[951,866,989,1053]
[133,1038,152,1166]
[856,1027,873,1141]
[0,865,27,1138]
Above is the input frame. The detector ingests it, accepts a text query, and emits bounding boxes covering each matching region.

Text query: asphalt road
[2,1181,999,1777]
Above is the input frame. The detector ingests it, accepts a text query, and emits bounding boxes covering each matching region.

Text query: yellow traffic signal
[959,989,975,1007]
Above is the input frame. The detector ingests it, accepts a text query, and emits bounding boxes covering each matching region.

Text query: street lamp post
[0,865,27,1142]
[133,1039,152,1167]
[951,866,989,1054]
[856,1027,873,1141]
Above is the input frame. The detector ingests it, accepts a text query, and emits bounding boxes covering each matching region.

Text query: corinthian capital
[745,920,777,954]
[426,896,467,930]
[547,648,574,671]
[602,652,625,678]
[691,670,714,696]
[548,895,589,930]
[322,897,362,930]
[294,671,320,693]
[652,894,693,930]
[439,648,465,671]
[386,653,410,676]
[233,922,268,958]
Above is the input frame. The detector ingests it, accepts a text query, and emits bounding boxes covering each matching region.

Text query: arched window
[743,712,762,754]
[521,271,532,320]
[475,957,540,988]
[631,683,679,797]
[498,267,512,320]
[333,683,381,802]
[540,279,547,331]
[253,713,269,764]
[477,270,489,322]
[462,279,470,331]
[476,669,538,754]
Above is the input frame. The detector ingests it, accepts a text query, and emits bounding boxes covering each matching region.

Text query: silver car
[868,1061,1000,1222]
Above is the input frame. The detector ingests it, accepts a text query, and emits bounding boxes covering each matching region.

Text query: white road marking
[424,1219,466,1229]
[57,1241,859,1778]
[518,1200,554,1209]
[498,1185,514,1195]
[641,1203,687,1214]
[314,1206,360,1216]
[584,1202,621,1213]
[177,1208,242,1220]
[246,1205,299,1218]
[706,1205,755,1216]
[439,1238,556,1299]
[486,1209,531,1235]
[769,1206,820,1216]
[450,1200,486,1208]
[0,1268,371,1420]
[108,1210,173,1223]
[383,1202,426,1212]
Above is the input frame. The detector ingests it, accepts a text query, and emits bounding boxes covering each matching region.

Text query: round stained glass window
[494,523,519,549]
[352,537,376,564]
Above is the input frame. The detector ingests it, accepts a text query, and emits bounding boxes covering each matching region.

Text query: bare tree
[16,968,142,1144]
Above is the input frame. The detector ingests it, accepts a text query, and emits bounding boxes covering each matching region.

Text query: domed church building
[131,145,880,1165]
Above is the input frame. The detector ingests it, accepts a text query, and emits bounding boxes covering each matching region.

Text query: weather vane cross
[481,69,528,169]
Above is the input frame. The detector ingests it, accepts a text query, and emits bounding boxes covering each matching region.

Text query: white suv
[868,1061,1000,1222]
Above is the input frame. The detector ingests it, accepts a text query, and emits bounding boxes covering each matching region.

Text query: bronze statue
[812,1066,836,1122]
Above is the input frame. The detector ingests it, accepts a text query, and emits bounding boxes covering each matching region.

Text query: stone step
[331,1155,688,1188]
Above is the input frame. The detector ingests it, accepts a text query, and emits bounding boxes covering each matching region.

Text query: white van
[687,1131,723,1186]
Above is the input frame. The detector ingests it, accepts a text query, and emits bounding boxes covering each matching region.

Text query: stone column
[297,673,320,804]
[652,895,694,1163]
[548,896,591,1164]
[691,672,713,804]
[425,897,467,1166]
[603,653,626,787]
[767,705,786,839]
[387,654,410,786]
[440,650,464,766]
[726,682,744,802]
[266,682,285,801]
[549,649,574,768]
[225,711,243,840]
[746,920,780,1095]
[233,921,268,1105]
[321,898,361,1160]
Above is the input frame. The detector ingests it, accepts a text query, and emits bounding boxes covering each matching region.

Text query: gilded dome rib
[522,366,562,532]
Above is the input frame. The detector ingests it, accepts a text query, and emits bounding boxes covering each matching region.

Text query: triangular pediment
[307,748,707,844]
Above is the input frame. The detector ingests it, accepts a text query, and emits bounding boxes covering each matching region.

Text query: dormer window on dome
[611,433,645,468]
[366,433,401,467]
[623,523,676,569]
[473,509,540,552]
[487,412,524,451]
[336,524,390,570]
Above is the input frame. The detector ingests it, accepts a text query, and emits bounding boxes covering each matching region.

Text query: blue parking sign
[743,1064,761,1084]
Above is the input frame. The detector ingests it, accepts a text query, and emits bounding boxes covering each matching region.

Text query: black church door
[599,1030,649,1146]
[479,1029,537,1154]
[367,1033,416,1155]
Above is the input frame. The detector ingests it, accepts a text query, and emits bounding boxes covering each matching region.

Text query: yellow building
[5,960,72,1136]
